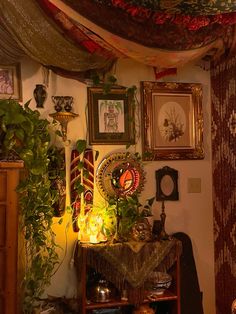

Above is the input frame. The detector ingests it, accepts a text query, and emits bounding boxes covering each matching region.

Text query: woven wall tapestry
[211,56,236,314]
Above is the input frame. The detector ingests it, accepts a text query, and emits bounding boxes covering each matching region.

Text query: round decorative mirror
[96,152,145,199]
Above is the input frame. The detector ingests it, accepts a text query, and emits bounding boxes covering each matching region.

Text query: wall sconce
[50,111,78,141]
[50,96,78,141]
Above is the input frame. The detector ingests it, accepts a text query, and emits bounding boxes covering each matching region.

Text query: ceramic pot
[64,96,73,112]
[52,96,63,112]
[33,84,47,108]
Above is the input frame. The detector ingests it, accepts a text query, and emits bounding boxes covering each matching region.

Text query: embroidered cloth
[76,238,182,305]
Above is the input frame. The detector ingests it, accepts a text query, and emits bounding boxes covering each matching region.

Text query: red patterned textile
[61,0,236,16]
[211,56,236,314]
[58,0,231,50]
[110,0,236,30]
[37,0,121,59]
[99,0,236,15]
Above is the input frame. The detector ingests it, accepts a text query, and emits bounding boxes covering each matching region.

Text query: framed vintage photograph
[87,86,134,145]
[141,81,204,160]
[0,63,22,100]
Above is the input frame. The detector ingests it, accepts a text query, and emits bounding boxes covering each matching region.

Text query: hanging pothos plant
[0,99,60,313]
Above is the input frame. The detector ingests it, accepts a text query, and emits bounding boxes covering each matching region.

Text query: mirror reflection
[160,174,174,197]
[96,152,144,200]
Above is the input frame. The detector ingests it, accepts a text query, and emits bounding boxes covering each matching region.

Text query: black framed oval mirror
[96,152,145,199]
[156,166,179,201]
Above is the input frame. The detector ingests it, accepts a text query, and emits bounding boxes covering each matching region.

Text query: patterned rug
[211,56,236,314]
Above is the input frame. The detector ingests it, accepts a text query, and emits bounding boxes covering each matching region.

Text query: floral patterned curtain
[0,0,235,79]
[59,0,236,49]
[211,56,236,314]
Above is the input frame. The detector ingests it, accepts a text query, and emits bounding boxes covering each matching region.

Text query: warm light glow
[77,211,107,244]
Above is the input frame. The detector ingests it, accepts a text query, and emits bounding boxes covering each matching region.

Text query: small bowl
[146,271,172,295]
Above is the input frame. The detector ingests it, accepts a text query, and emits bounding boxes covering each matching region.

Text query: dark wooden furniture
[75,239,181,314]
[0,161,23,314]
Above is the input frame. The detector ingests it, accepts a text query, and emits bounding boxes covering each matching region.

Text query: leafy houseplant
[116,195,141,240]
[0,99,59,313]
[48,145,66,217]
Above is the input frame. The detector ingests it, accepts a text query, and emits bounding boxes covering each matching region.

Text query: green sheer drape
[0,0,115,78]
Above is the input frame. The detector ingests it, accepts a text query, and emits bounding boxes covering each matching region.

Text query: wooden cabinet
[75,239,181,314]
[0,162,23,314]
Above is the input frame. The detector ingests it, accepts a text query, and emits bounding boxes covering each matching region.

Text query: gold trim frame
[0,63,22,100]
[96,152,145,200]
[141,81,204,160]
[87,86,134,145]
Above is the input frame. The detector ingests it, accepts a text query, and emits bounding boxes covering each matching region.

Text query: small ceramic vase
[33,84,47,108]
[64,96,73,112]
[52,96,63,112]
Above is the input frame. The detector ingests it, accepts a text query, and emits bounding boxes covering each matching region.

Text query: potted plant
[0,99,60,313]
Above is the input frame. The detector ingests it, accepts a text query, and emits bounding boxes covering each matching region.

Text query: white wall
[20,56,215,314]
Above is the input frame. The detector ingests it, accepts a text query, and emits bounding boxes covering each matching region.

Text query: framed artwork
[141,81,204,160]
[156,166,179,201]
[87,86,134,145]
[0,63,22,100]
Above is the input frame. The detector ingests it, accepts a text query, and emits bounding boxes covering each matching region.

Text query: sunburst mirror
[96,152,145,200]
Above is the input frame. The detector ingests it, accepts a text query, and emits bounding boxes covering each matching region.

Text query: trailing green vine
[0,99,60,313]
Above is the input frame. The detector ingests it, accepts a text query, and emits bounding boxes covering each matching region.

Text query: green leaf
[83,169,89,179]
[75,182,85,194]
[107,75,117,84]
[21,120,34,134]
[94,150,99,161]
[15,128,25,142]
[58,218,63,225]
[77,161,84,169]
[143,151,153,159]
[76,139,87,154]
[91,73,100,85]
[147,196,155,207]
[55,129,62,137]
[19,148,34,162]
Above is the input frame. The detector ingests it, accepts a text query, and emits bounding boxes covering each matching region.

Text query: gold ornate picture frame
[0,63,22,100]
[141,81,204,160]
[87,86,134,145]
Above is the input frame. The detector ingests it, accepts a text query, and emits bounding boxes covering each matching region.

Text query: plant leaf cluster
[105,193,155,241]
[0,99,60,313]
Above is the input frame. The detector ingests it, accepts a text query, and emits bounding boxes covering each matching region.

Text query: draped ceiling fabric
[0,24,26,64]
[211,56,236,314]
[0,0,117,80]
[0,0,235,80]
[42,0,236,70]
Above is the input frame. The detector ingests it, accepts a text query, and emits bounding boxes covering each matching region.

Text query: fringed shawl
[76,239,182,305]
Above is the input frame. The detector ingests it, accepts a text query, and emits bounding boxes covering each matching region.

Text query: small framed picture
[141,81,204,160]
[0,63,22,100]
[87,86,134,145]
